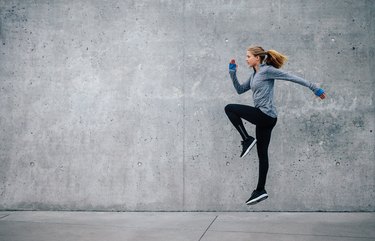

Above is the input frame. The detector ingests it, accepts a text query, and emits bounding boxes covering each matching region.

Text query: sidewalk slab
[0,211,215,241]
[203,212,375,241]
[0,211,374,241]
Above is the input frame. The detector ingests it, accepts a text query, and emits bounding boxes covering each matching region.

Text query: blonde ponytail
[247,46,288,69]
[265,49,288,69]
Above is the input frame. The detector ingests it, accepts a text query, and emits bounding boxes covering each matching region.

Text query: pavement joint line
[0,214,10,220]
[207,229,375,239]
[198,215,218,241]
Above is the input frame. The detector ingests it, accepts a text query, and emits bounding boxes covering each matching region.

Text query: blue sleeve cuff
[229,63,236,71]
[314,88,324,96]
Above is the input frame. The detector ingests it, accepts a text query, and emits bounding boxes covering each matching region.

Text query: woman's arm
[229,61,251,94]
[266,66,326,98]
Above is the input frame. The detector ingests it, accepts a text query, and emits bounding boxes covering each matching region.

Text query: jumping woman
[225,46,326,205]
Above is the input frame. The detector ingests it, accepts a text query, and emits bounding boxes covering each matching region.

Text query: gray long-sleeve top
[229,63,319,118]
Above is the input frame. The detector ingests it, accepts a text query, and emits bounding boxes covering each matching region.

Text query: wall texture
[0,0,374,211]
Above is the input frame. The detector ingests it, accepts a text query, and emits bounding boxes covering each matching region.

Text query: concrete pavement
[0,211,374,241]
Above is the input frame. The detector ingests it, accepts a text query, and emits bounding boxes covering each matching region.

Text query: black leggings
[224,104,277,191]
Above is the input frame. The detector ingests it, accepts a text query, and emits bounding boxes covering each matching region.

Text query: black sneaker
[246,190,268,205]
[240,137,257,158]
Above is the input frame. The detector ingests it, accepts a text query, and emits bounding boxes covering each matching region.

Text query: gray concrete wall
[0,0,374,211]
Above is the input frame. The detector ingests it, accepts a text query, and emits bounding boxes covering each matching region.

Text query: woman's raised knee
[224,104,234,113]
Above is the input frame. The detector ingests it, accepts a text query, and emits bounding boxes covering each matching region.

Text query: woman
[225,46,326,205]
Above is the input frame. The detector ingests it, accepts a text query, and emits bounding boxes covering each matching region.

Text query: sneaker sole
[246,194,268,205]
[240,139,257,158]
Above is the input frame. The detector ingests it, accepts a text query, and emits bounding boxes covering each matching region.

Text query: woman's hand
[314,88,326,99]
[229,59,237,71]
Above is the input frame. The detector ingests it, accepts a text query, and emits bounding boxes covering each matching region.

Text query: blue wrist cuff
[315,88,324,96]
[229,63,236,70]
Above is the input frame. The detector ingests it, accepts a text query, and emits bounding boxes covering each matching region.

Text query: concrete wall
[0,0,374,211]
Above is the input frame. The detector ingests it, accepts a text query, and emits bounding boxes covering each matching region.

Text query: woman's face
[246,51,260,67]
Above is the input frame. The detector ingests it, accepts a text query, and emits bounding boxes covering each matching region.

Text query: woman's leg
[225,104,278,203]
[224,104,265,140]
[246,124,276,205]
[255,126,275,191]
